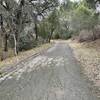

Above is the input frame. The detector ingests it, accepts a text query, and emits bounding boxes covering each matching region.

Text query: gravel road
[0,41,99,100]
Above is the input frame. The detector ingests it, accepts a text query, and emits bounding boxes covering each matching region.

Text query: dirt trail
[0,41,99,100]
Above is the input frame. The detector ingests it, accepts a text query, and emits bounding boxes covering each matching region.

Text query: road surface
[0,41,99,100]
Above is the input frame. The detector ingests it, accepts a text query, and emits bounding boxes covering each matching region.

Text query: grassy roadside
[68,39,100,98]
[0,43,52,70]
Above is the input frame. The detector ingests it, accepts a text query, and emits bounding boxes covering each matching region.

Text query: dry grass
[0,43,52,69]
[68,39,100,97]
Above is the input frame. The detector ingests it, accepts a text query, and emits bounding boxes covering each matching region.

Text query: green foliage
[48,9,59,31]
[53,33,60,39]
[18,34,37,51]
[71,5,96,32]
[57,0,99,41]
[38,21,50,39]
[0,0,59,60]
[60,30,73,39]
[76,5,91,16]
[85,0,96,8]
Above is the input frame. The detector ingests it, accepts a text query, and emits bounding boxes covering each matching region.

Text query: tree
[0,0,31,58]
[28,0,59,40]
[0,0,59,60]
[55,1,76,39]
[38,20,49,40]
[0,0,17,59]
[47,9,59,42]
[71,5,93,31]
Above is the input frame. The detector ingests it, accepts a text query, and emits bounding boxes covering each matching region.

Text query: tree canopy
[0,0,100,60]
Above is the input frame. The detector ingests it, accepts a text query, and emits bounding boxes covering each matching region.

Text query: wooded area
[0,0,100,60]
[0,1,100,99]
[0,0,59,60]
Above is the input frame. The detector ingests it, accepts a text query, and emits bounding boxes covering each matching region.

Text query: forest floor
[68,39,100,98]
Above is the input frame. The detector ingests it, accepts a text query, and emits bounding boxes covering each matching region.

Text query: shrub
[18,34,37,51]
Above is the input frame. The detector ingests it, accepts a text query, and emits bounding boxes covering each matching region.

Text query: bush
[53,33,60,39]
[18,34,37,51]
[61,31,73,40]
[19,39,37,51]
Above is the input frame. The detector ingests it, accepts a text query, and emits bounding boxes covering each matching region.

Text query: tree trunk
[92,29,96,41]
[48,33,52,43]
[13,34,17,56]
[1,35,4,61]
[48,29,54,43]
[15,31,19,55]
[0,34,9,61]
[34,22,38,40]
[4,34,8,52]
[14,0,25,55]
[0,14,8,60]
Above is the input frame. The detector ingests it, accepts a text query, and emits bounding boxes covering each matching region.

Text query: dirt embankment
[68,39,100,98]
[0,43,52,76]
